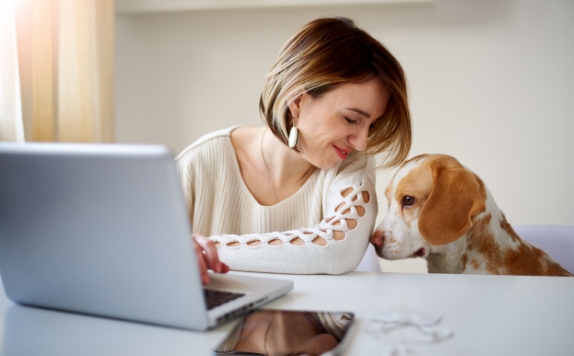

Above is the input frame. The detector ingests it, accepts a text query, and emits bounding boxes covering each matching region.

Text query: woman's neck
[230,125,315,206]
[261,126,315,190]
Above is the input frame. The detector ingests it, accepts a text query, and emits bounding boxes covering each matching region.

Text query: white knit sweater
[176,127,378,274]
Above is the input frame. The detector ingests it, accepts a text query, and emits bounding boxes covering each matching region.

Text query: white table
[0,271,572,356]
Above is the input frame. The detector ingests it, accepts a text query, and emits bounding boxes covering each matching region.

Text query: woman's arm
[209,170,378,275]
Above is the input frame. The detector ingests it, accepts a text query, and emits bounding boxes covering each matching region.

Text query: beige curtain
[14,0,114,143]
[0,0,25,142]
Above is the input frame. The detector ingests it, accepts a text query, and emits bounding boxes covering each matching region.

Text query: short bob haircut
[259,17,411,168]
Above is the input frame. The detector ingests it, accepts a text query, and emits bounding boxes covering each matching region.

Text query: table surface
[0,271,572,356]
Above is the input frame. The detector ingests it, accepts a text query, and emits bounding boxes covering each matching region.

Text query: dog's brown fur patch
[418,156,487,246]
[467,214,572,276]
[466,214,504,274]
[503,243,545,275]
[499,215,521,243]
[470,258,480,270]
[503,242,572,276]
[395,159,434,226]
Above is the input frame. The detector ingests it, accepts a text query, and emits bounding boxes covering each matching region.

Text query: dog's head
[370,154,487,260]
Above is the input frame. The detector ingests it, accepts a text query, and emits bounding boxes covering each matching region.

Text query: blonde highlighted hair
[259,17,411,168]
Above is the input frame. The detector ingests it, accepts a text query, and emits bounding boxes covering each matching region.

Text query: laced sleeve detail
[209,171,378,275]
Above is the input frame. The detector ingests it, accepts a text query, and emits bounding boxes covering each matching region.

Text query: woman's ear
[287,91,304,121]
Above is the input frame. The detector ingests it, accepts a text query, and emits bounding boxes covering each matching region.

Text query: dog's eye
[402,196,416,207]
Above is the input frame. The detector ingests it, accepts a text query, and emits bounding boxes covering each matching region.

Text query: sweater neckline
[225,131,318,208]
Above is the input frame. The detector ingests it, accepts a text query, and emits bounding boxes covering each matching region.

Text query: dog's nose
[413,247,426,258]
[370,230,384,246]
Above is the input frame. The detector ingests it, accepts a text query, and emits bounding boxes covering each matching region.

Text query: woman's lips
[333,145,350,159]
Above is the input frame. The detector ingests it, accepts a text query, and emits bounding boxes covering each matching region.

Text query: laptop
[0,142,293,331]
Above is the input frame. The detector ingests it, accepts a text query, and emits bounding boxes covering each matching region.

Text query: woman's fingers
[194,237,211,285]
[192,234,229,285]
[220,262,230,273]
[193,233,221,272]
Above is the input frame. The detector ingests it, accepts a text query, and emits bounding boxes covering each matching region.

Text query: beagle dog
[370,154,573,276]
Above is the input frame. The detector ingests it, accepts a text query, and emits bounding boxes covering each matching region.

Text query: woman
[179,17,411,284]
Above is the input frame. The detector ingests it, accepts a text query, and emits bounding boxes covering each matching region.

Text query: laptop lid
[0,142,292,330]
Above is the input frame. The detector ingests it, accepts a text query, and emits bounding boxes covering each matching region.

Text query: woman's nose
[349,127,369,152]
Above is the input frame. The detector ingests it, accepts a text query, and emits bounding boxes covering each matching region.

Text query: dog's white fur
[370,154,572,276]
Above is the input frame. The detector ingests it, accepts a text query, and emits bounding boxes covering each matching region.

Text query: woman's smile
[333,145,350,160]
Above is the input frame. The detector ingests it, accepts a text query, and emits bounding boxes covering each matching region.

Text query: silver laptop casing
[0,142,292,330]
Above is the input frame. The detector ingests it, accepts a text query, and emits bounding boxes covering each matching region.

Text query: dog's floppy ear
[418,156,486,245]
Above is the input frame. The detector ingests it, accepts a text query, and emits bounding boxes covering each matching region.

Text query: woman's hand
[193,233,230,285]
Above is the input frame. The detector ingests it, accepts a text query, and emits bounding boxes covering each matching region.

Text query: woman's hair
[259,17,411,168]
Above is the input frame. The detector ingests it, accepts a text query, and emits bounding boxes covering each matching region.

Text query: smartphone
[212,309,355,356]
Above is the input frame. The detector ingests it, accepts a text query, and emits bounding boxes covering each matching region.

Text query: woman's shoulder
[175,126,239,160]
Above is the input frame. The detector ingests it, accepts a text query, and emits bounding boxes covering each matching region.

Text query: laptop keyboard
[204,289,245,310]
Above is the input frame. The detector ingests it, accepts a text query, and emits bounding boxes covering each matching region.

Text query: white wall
[115,0,574,273]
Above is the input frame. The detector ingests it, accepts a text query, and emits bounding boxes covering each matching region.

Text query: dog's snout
[370,230,384,246]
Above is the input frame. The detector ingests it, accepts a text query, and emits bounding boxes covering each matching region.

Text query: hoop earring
[288,120,299,148]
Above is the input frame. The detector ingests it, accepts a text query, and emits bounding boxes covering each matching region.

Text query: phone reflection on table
[213,309,354,356]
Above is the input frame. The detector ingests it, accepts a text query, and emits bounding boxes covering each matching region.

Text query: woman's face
[290,77,390,169]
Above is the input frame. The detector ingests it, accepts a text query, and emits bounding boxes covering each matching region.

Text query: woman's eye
[345,117,358,124]
[402,196,415,207]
